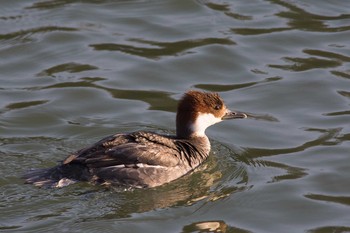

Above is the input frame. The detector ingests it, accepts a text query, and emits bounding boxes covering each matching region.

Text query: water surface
[1,0,350,232]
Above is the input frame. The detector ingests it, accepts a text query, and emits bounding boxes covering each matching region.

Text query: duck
[24,90,247,188]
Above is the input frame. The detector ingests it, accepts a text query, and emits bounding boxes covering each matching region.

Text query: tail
[23,167,63,188]
[23,164,91,188]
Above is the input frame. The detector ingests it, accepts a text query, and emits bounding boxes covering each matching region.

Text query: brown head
[176,90,247,139]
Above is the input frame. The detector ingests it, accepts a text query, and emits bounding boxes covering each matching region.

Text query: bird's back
[24,131,209,188]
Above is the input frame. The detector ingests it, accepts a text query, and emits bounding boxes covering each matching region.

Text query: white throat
[190,113,222,137]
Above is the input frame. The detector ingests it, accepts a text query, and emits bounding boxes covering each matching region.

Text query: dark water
[1,0,350,232]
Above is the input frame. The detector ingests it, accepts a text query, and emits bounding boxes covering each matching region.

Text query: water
[1,0,350,232]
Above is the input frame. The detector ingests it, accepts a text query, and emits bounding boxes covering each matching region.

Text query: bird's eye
[214,104,221,110]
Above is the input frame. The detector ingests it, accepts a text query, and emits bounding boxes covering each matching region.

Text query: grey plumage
[24,131,210,188]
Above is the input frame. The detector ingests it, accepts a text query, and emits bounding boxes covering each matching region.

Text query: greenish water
[1,0,350,232]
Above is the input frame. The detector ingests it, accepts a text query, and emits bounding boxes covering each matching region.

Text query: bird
[23,90,247,188]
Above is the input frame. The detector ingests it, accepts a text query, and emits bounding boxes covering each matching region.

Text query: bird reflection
[181,220,252,233]
[75,144,248,220]
[105,159,245,218]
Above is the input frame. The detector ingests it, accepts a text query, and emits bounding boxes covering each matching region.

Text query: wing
[62,132,182,169]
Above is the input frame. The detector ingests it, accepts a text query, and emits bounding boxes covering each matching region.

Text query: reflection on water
[268,48,350,71]
[304,193,350,207]
[195,77,282,92]
[182,220,228,233]
[182,220,252,233]
[237,128,344,182]
[6,126,345,223]
[269,56,341,72]
[242,127,343,159]
[5,100,49,110]
[197,0,253,21]
[91,38,235,60]
[37,62,98,77]
[0,26,77,43]
[331,70,350,80]
[307,226,350,233]
[26,0,104,10]
[74,142,249,219]
[31,76,178,111]
[1,0,350,232]
[232,0,350,35]
[0,138,249,226]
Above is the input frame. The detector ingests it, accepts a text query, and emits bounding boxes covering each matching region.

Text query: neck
[176,111,192,139]
[177,113,220,139]
[180,113,222,138]
[176,123,199,139]
[176,113,212,154]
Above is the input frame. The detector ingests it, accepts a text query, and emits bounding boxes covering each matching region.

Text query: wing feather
[62,132,181,168]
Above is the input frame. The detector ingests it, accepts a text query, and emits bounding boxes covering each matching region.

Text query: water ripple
[26,0,96,10]
[1,0,350,231]
[195,76,282,92]
[197,0,252,20]
[232,0,350,35]
[304,49,350,62]
[307,226,350,233]
[241,128,342,160]
[235,128,343,182]
[40,80,177,111]
[5,100,49,111]
[90,37,235,59]
[0,26,77,41]
[37,62,99,77]
[268,48,350,72]
[13,139,248,220]
[325,110,350,117]
[304,193,350,206]
[331,70,350,80]
[182,220,252,233]
[269,57,341,72]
